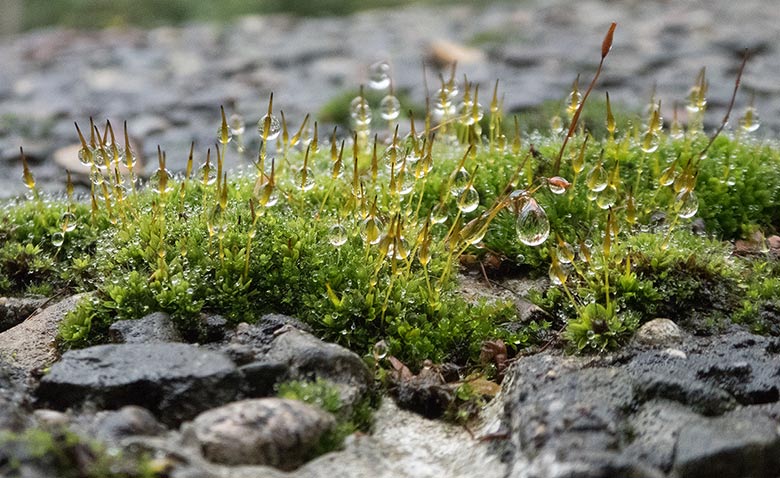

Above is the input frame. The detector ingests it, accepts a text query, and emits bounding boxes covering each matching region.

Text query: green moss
[5,33,780,363]
[277,378,375,456]
[0,427,154,478]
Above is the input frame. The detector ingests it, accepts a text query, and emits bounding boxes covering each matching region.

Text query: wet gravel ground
[1,0,779,198]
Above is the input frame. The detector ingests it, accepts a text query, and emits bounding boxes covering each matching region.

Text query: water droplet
[459,102,483,125]
[659,165,677,186]
[457,186,479,213]
[61,212,77,232]
[675,190,698,218]
[558,241,576,264]
[51,232,64,247]
[596,185,618,209]
[383,144,404,171]
[350,96,372,127]
[450,168,470,197]
[294,167,315,191]
[150,168,174,194]
[398,171,415,196]
[90,167,105,186]
[216,126,233,144]
[739,106,760,133]
[639,131,660,153]
[516,198,550,246]
[199,162,217,185]
[230,113,246,135]
[550,116,563,134]
[547,176,571,195]
[515,254,525,263]
[360,216,384,245]
[328,223,348,247]
[430,203,449,224]
[566,91,582,118]
[373,340,389,360]
[380,95,401,120]
[368,61,391,90]
[387,236,409,260]
[78,148,92,166]
[549,261,568,285]
[257,114,281,141]
[586,164,608,192]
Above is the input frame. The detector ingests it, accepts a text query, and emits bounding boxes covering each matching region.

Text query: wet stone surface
[35,342,242,425]
[501,326,780,478]
[1,0,780,197]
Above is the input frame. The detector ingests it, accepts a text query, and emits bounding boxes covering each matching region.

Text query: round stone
[634,318,683,348]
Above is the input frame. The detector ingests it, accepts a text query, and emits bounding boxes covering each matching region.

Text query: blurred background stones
[0,0,778,198]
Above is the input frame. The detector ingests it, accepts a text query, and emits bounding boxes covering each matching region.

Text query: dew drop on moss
[450,167,470,197]
[368,61,391,90]
[379,95,401,121]
[586,164,608,192]
[430,203,449,224]
[516,198,550,246]
[51,232,64,248]
[457,186,479,213]
[596,185,618,210]
[61,212,77,232]
[349,97,372,127]
[257,114,281,141]
[328,223,348,247]
[675,190,699,218]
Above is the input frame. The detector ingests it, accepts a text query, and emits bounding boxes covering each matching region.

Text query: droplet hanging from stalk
[586,159,609,192]
[515,197,550,246]
[675,190,699,218]
[328,221,348,247]
[380,94,401,120]
[350,86,372,128]
[368,61,391,90]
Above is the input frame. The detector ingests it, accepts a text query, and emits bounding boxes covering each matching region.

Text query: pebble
[186,398,335,469]
[633,318,683,348]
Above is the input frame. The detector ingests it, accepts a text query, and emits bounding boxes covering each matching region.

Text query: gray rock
[226,314,313,359]
[32,409,70,427]
[633,318,683,348]
[0,293,87,375]
[623,400,701,473]
[501,328,780,477]
[86,406,166,441]
[0,364,29,432]
[0,296,49,333]
[200,313,228,343]
[109,311,182,344]
[36,343,240,425]
[265,326,373,411]
[186,398,335,469]
[239,360,288,397]
[672,413,780,478]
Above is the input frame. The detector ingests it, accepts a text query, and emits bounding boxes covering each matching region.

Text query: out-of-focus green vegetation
[19,0,482,31]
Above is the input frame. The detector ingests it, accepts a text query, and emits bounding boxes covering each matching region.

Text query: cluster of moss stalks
[1,25,779,374]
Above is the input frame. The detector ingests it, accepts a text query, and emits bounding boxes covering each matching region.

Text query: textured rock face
[0,296,49,333]
[265,327,373,411]
[672,414,780,478]
[188,398,335,470]
[0,364,29,432]
[108,311,182,344]
[36,343,240,425]
[219,318,372,408]
[502,329,780,478]
[0,294,86,374]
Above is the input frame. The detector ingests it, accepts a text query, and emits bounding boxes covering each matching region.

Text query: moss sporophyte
[3,23,780,364]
